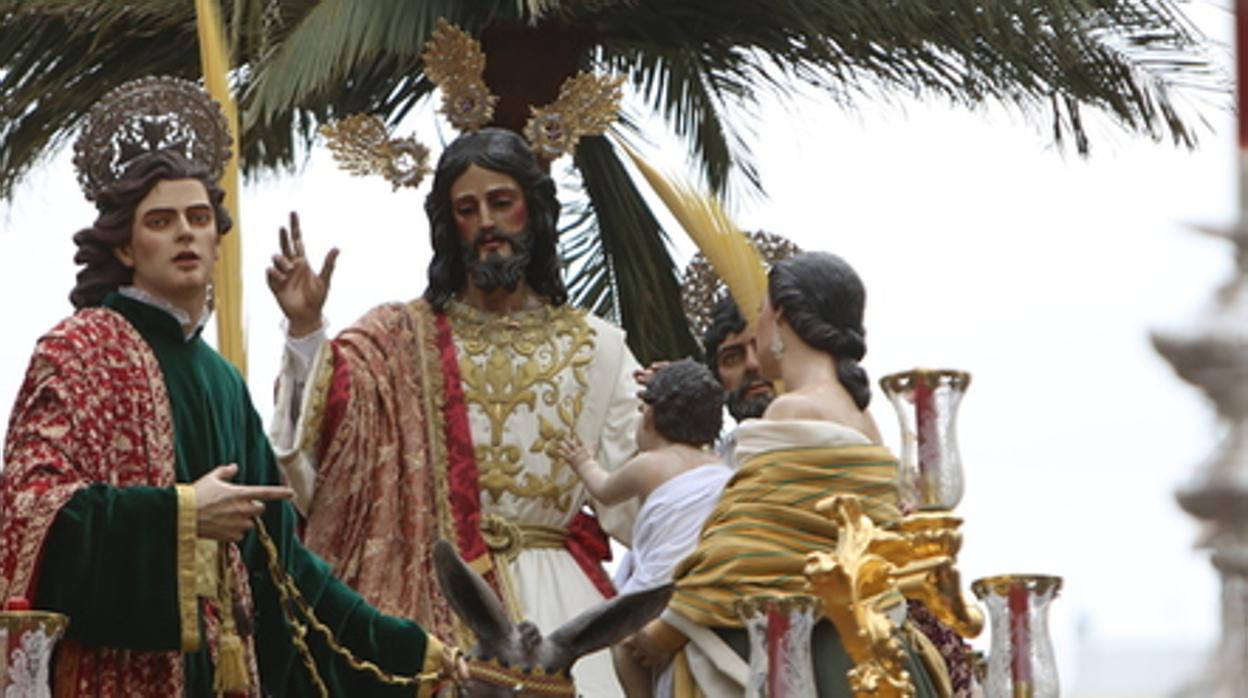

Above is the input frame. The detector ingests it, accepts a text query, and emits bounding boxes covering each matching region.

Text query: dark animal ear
[547,584,673,661]
[433,539,513,646]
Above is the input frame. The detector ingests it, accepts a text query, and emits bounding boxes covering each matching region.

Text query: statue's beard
[463,228,533,294]
[727,373,774,421]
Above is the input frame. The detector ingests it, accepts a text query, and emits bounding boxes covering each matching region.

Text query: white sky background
[0,3,1239,693]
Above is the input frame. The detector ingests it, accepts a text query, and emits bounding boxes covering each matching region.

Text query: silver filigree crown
[73,76,231,201]
[681,231,804,340]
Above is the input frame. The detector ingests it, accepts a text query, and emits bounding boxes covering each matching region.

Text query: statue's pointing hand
[192,464,294,542]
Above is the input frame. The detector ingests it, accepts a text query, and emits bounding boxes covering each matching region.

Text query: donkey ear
[433,539,513,645]
[547,584,674,660]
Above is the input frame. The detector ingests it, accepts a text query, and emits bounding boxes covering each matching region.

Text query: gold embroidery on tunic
[409,301,480,647]
[194,538,220,597]
[410,302,455,542]
[297,342,337,455]
[449,301,595,510]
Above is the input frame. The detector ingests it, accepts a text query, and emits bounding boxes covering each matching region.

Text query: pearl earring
[770,335,785,360]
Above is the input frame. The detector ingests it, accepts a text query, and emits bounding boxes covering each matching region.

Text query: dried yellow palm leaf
[616,139,768,329]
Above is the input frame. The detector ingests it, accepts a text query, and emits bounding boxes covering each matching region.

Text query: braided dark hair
[70,149,231,309]
[768,252,871,409]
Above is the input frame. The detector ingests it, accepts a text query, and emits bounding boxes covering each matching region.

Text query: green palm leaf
[0,0,1224,362]
[601,45,763,197]
[592,0,1219,153]
[1,0,1221,197]
[570,135,700,363]
[0,2,202,199]
[243,0,470,129]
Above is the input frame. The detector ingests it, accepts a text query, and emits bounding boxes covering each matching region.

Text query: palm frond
[595,0,1222,154]
[559,193,616,321]
[2,0,1221,201]
[0,0,314,198]
[600,45,763,198]
[242,0,521,130]
[617,140,768,330]
[0,2,202,199]
[570,135,700,364]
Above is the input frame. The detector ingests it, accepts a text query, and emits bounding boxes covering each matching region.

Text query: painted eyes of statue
[719,346,746,368]
[142,207,214,230]
[187,208,214,226]
[488,192,517,208]
[457,194,517,218]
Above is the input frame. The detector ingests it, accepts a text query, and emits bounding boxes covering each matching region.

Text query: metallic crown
[72,76,231,201]
[681,231,804,339]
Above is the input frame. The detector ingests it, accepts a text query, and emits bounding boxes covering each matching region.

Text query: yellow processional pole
[195,0,247,378]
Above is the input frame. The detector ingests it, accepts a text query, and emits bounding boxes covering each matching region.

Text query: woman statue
[630,252,948,697]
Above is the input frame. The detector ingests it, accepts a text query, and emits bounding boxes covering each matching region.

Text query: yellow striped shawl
[669,443,900,628]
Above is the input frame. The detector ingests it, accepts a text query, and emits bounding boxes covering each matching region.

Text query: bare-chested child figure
[557,359,732,697]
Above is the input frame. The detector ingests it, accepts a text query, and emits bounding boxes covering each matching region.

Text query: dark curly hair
[768,252,871,410]
[640,359,725,447]
[702,295,747,377]
[423,128,566,310]
[69,149,232,309]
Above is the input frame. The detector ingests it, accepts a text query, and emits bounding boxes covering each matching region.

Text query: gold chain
[254,517,450,694]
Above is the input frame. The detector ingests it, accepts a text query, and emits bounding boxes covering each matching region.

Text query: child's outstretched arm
[557,434,646,505]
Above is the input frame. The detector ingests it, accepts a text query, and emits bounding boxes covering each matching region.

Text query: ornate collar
[445,297,562,330]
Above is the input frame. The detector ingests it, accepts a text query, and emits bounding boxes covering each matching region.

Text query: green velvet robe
[32,292,439,696]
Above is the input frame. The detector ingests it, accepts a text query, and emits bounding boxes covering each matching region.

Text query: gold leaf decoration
[524,112,575,160]
[805,495,916,698]
[524,72,625,160]
[421,18,486,86]
[421,18,497,131]
[804,496,985,698]
[441,80,499,132]
[319,114,431,190]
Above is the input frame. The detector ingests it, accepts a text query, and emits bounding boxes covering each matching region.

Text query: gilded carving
[449,302,596,509]
[804,495,983,698]
[805,496,916,698]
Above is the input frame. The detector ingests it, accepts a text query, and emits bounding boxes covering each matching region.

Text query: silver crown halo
[681,231,804,340]
[73,76,232,201]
